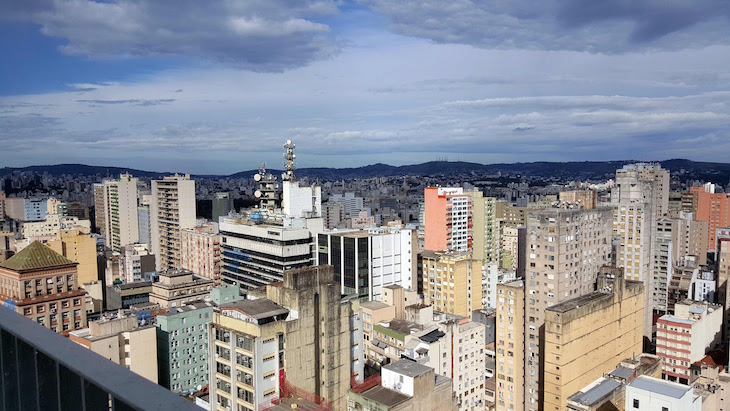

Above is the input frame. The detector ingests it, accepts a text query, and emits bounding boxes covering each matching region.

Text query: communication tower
[253,163,278,210]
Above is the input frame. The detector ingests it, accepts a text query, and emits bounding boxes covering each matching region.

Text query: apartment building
[316,228,415,298]
[524,206,613,410]
[121,243,155,283]
[495,279,525,411]
[470,190,501,265]
[209,299,288,410]
[48,228,98,285]
[97,173,140,252]
[543,270,644,411]
[421,250,482,317]
[0,241,88,333]
[151,174,197,271]
[656,300,723,384]
[718,232,730,341]
[149,269,215,309]
[157,301,216,393]
[559,190,597,210]
[691,185,729,251]
[181,223,221,285]
[424,187,473,252]
[69,312,158,383]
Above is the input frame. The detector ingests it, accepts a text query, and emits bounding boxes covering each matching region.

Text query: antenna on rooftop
[283,139,296,181]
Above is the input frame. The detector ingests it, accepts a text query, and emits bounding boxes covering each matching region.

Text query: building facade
[100,173,140,252]
[151,174,197,271]
[421,250,482,317]
[149,269,214,309]
[424,187,473,252]
[181,224,222,285]
[495,279,525,411]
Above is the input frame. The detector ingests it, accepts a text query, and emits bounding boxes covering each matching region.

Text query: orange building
[0,241,88,334]
[691,186,729,251]
[424,187,472,252]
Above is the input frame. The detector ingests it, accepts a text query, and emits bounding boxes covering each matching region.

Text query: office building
[656,300,723,384]
[149,269,214,308]
[543,269,644,411]
[151,174,197,271]
[156,300,215,393]
[424,187,473,252]
[66,202,90,220]
[316,228,415,299]
[0,241,88,333]
[100,173,140,252]
[691,185,729,251]
[48,228,98,285]
[625,376,701,410]
[106,281,152,310]
[524,206,613,410]
[69,312,158,383]
[421,250,482,317]
[612,163,669,337]
[495,280,525,411]
[212,192,233,223]
[328,192,364,218]
[181,223,221,285]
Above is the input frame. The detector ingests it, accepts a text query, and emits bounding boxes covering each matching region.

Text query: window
[662,408,668,411]
[633,399,639,409]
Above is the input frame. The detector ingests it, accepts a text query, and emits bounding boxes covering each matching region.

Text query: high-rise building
[0,241,88,333]
[208,299,289,410]
[93,183,106,234]
[69,312,158,383]
[316,228,415,298]
[120,243,155,283]
[470,190,501,265]
[612,163,669,337]
[559,190,597,210]
[543,269,644,411]
[717,230,730,341]
[691,185,730,252]
[99,173,140,252]
[495,279,525,411]
[181,223,221,285]
[157,301,216,393]
[137,193,152,246]
[523,206,613,410]
[211,192,233,223]
[328,192,364,218]
[424,187,473,252]
[421,250,482,317]
[151,174,196,271]
[48,228,98,285]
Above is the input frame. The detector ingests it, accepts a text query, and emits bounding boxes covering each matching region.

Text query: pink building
[180,224,221,285]
[424,187,472,252]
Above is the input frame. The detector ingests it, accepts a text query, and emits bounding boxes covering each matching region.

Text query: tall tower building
[151,174,196,271]
[523,206,613,411]
[612,163,669,337]
[470,190,501,265]
[495,279,525,411]
[424,187,473,252]
[691,185,730,252]
[421,250,482,317]
[100,173,140,252]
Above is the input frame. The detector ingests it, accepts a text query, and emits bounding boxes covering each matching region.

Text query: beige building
[151,174,196,271]
[421,250,482,318]
[263,265,350,411]
[181,223,221,285]
[524,206,613,411]
[48,228,98,285]
[543,269,644,411]
[496,202,528,227]
[495,279,525,411]
[93,183,106,235]
[470,190,501,265]
[559,190,597,210]
[209,299,289,411]
[69,312,158,383]
[0,241,88,334]
[99,173,140,252]
[501,226,520,270]
[149,268,214,308]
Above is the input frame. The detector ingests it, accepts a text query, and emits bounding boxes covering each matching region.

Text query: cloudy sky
[2,0,730,174]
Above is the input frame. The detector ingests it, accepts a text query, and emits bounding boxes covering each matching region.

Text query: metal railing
[0,307,202,411]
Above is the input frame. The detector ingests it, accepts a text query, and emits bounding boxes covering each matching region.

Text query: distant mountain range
[2,159,730,182]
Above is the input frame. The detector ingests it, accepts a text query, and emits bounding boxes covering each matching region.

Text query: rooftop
[361,300,390,310]
[568,378,621,406]
[162,301,215,316]
[158,268,193,278]
[358,386,411,407]
[116,281,152,290]
[221,298,288,321]
[608,366,634,380]
[0,241,76,271]
[547,291,612,314]
[628,376,690,399]
[383,359,433,378]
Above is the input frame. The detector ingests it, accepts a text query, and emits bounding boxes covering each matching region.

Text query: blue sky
[1,0,730,174]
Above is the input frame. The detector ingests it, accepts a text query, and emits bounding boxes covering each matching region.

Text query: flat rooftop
[116,281,152,290]
[361,300,390,310]
[157,269,193,278]
[547,291,612,314]
[383,359,433,378]
[221,298,288,321]
[629,376,690,399]
[568,378,620,406]
[359,386,411,407]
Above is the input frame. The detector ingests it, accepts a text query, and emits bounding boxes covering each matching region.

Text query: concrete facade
[181,223,221,285]
[421,250,482,317]
[150,269,214,308]
[496,279,525,411]
[101,173,140,252]
[471,191,501,265]
[151,174,197,271]
[48,228,98,285]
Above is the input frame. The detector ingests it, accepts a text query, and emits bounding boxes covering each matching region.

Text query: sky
[1,1,730,175]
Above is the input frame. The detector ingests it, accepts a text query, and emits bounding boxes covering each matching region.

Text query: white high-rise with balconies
[101,173,139,252]
[151,174,196,271]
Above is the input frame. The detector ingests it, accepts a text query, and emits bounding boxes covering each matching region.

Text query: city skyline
[2,1,730,173]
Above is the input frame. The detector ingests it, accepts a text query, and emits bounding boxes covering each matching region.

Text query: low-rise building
[625,375,701,411]
[149,269,215,309]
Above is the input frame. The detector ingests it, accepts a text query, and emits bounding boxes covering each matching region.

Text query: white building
[150,174,196,271]
[101,173,140,252]
[281,179,321,219]
[482,262,516,310]
[625,375,701,411]
[121,243,155,283]
[328,192,364,218]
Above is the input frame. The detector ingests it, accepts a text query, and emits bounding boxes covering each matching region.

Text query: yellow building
[48,228,98,285]
[470,190,501,265]
[543,268,644,411]
[495,279,525,411]
[421,250,482,317]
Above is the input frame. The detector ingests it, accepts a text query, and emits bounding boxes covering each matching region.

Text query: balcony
[0,308,200,411]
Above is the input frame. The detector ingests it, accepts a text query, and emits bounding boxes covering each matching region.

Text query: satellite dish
[196,385,202,391]
[292,154,296,158]
[254,190,262,198]
[282,173,287,180]
[286,139,292,144]
[254,173,261,181]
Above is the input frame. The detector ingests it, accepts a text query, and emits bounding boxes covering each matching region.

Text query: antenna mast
[283,140,296,181]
